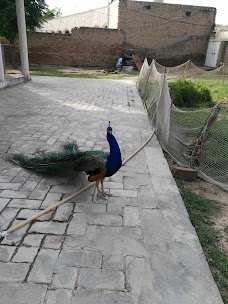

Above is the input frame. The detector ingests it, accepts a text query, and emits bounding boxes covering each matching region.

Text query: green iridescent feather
[9,143,109,174]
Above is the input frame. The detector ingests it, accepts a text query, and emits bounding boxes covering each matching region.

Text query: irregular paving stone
[78,269,124,291]
[0,282,47,304]
[150,176,180,201]
[50,185,81,194]
[7,199,42,209]
[120,164,148,174]
[109,189,137,198]
[123,176,139,190]
[103,181,123,189]
[54,202,74,221]
[122,173,151,190]
[0,262,30,282]
[87,213,122,226]
[52,267,78,289]
[123,206,141,226]
[40,192,62,209]
[3,167,22,177]
[17,209,53,221]
[0,246,16,262]
[138,185,158,208]
[0,183,21,190]
[1,220,29,246]
[74,203,106,214]
[56,248,102,269]
[23,234,44,247]
[0,207,18,230]
[12,246,39,263]
[109,171,123,183]
[73,289,138,304]
[86,225,143,241]
[63,234,149,260]
[0,74,224,304]
[0,176,13,183]
[68,183,95,204]
[28,248,59,284]
[29,221,67,235]
[0,198,10,212]
[0,190,30,199]
[67,213,87,235]
[125,256,154,298]
[103,254,124,270]
[43,235,65,250]
[20,180,40,191]
[29,185,50,200]
[45,289,72,304]
[107,196,138,214]
[144,147,173,179]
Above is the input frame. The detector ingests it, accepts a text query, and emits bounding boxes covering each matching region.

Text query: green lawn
[180,187,228,303]
[29,66,139,80]
[190,78,228,104]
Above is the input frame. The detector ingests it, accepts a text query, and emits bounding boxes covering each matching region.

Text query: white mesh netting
[154,60,225,79]
[137,59,228,191]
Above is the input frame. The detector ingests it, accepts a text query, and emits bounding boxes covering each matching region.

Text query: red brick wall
[4,1,216,67]
[118,1,216,65]
[27,27,124,68]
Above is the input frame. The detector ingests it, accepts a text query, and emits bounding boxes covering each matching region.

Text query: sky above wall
[46,0,227,25]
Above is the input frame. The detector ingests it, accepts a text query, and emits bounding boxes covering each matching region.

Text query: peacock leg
[101,178,107,196]
[96,179,107,199]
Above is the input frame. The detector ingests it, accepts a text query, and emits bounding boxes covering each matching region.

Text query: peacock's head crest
[107,121,112,135]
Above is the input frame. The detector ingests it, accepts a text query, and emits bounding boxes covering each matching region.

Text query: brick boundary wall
[118,1,216,66]
[26,27,124,68]
[3,1,217,68]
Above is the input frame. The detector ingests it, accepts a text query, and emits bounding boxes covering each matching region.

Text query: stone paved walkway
[0,76,223,304]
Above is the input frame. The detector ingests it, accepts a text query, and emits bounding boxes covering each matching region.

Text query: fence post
[0,43,5,82]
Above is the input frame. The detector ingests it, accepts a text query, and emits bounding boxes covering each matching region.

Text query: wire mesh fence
[137,59,228,191]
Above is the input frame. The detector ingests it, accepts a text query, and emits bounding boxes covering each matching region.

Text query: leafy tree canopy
[0,0,60,43]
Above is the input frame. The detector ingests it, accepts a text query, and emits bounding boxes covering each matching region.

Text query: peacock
[9,122,122,198]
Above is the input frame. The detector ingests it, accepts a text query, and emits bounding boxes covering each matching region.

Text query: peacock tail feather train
[8,122,122,197]
[9,143,109,174]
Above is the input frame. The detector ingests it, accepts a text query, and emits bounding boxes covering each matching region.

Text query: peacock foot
[97,191,108,200]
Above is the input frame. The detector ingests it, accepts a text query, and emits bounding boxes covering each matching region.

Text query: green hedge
[168,78,213,108]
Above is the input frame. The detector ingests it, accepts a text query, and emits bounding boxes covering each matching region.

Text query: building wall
[27,27,124,68]
[5,0,216,68]
[108,0,119,29]
[38,7,109,33]
[219,41,228,72]
[118,1,216,65]
[38,1,120,33]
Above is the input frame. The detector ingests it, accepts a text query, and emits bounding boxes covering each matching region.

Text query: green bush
[168,78,213,108]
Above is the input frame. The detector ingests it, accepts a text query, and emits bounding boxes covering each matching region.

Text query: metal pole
[0,43,5,82]
[15,0,30,79]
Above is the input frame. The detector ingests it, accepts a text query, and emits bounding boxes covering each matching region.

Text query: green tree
[0,0,60,67]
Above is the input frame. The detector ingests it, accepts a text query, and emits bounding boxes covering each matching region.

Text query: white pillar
[0,43,5,82]
[15,0,30,78]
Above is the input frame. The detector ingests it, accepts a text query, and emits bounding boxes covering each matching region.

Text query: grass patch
[29,66,139,80]
[190,79,228,104]
[168,77,228,110]
[168,78,213,108]
[180,187,228,303]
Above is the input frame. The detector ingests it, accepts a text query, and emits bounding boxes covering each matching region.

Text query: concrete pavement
[0,76,223,303]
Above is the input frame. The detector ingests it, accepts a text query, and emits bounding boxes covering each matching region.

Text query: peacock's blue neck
[105,134,122,176]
